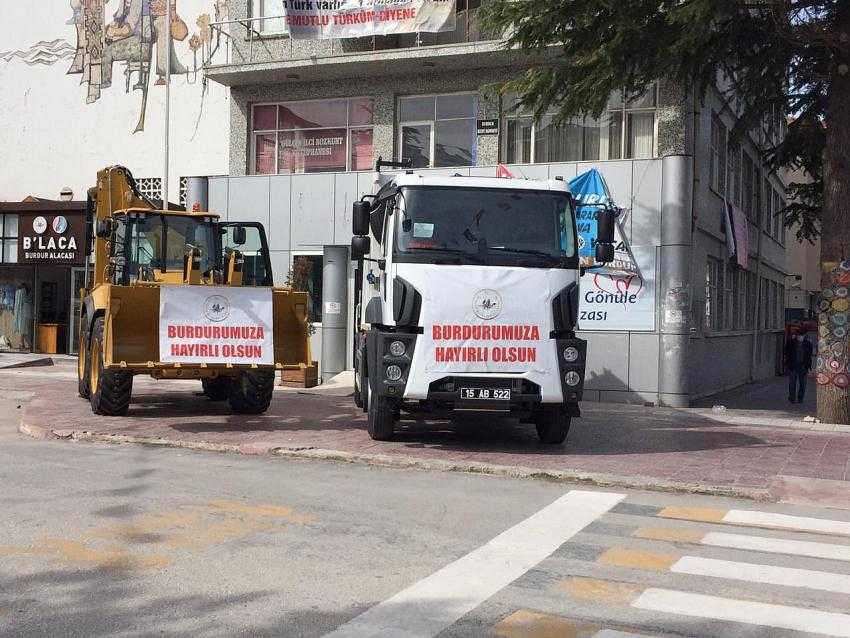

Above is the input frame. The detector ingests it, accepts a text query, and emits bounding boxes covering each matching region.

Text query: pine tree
[482,0,850,423]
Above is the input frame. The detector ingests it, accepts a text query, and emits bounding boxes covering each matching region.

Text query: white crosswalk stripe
[632,589,850,638]
[702,530,850,561]
[670,555,850,594]
[723,509,850,536]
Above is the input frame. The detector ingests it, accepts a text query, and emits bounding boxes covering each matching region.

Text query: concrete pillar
[185,177,209,212]
[321,245,349,383]
[657,153,694,407]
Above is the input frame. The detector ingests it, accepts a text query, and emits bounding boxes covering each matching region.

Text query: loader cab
[101,211,272,286]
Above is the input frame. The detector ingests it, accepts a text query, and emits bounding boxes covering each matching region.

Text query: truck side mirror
[351,235,371,260]
[595,242,615,264]
[352,201,371,236]
[95,219,113,238]
[596,209,617,244]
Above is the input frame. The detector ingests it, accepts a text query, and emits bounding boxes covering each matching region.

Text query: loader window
[222,224,272,286]
[114,214,216,283]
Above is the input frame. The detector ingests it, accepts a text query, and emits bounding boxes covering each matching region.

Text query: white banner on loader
[160,286,274,365]
[275,0,456,40]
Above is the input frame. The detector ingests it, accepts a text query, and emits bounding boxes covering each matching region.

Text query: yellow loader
[77,166,311,416]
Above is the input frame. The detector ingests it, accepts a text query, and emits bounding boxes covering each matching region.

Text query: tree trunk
[816,7,850,424]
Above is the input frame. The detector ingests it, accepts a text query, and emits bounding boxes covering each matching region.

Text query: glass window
[705,257,720,332]
[401,124,432,169]
[435,119,476,167]
[397,93,478,169]
[251,98,374,174]
[436,94,476,119]
[350,129,374,172]
[254,105,278,131]
[279,129,348,173]
[253,0,285,33]
[223,225,271,287]
[1,214,19,264]
[395,186,576,267]
[506,117,533,164]
[502,84,656,163]
[399,96,436,122]
[254,134,277,175]
[626,111,655,159]
[349,97,375,126]
[289,255,323,323]
[280,99,347,129]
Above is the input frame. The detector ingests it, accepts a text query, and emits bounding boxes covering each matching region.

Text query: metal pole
[163,0,172,209]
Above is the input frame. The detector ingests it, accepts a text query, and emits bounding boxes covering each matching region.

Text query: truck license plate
[459,388,511,400]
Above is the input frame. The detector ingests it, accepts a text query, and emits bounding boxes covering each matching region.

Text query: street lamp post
[163,0,172,209]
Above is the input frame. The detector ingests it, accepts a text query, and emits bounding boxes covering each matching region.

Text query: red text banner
[159,286,274,365]
[276,0,456,40]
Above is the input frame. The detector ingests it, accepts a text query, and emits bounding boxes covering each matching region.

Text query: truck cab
[351,168,615,444]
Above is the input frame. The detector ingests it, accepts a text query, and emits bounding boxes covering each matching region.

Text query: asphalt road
[2,385,850,637]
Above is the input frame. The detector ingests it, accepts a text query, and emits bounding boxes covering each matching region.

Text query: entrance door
[68,267,86,355]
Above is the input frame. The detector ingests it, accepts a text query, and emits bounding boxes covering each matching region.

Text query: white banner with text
[270,0,456,39]
[160,286,274,365]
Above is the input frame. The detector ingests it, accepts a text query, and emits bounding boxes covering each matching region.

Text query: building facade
[200,1,788,405]
[1,1,788,405]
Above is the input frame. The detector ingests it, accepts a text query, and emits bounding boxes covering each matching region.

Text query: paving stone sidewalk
[6,368,850,505]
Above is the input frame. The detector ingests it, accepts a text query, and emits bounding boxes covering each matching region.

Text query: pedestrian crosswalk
[484,495,850,637]
[324,490,850,637]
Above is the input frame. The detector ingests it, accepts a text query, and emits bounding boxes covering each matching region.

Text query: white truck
[350,160,616,444]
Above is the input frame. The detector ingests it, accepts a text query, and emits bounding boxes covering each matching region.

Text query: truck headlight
[563,346,579,363]
[386,365,403,381]
[564,371,581,386]
[389,340,406,357]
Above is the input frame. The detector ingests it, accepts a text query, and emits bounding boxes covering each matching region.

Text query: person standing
[784,333,813,403]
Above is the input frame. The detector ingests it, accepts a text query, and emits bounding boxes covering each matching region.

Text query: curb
[0,357,54,370]
[18,421,771,502]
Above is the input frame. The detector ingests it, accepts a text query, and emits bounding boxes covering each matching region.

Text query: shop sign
[18,213,85,265]
[477,119,499,135]
[276,0,456,40]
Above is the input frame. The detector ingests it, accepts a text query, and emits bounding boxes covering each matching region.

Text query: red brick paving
[6,369,850,496]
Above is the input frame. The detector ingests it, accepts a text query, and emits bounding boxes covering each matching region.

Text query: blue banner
[568,168,613,262]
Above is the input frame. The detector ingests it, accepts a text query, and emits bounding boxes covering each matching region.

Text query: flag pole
[163,0,172,210]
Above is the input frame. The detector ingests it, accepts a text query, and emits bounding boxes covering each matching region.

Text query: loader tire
[228,370,275,414]
[202,376,232,401]
[88,317,133,416]
[78,326,90,399]
[367,393,397,441]
[534,405,571,445]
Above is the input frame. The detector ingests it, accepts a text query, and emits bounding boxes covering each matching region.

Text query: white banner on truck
[160,286,274,365]
[416,267,555,375]
[274,0,456,40]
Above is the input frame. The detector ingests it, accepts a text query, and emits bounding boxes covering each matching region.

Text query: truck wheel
[88,317,133,416]
[202,377,231,401]
[534,405,571,444]
[78,328,90,399]
[228,370,275,414]
[367,393,397,441]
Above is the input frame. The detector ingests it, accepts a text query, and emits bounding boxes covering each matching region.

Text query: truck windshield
[114,214,217,282]
[395,186,576,266]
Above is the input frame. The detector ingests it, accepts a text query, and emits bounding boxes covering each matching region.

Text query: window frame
[250,97,376,175]
[396,92,479,169]
[501,85,659,164]
[709,113,727,197]
[0,214,19,264]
